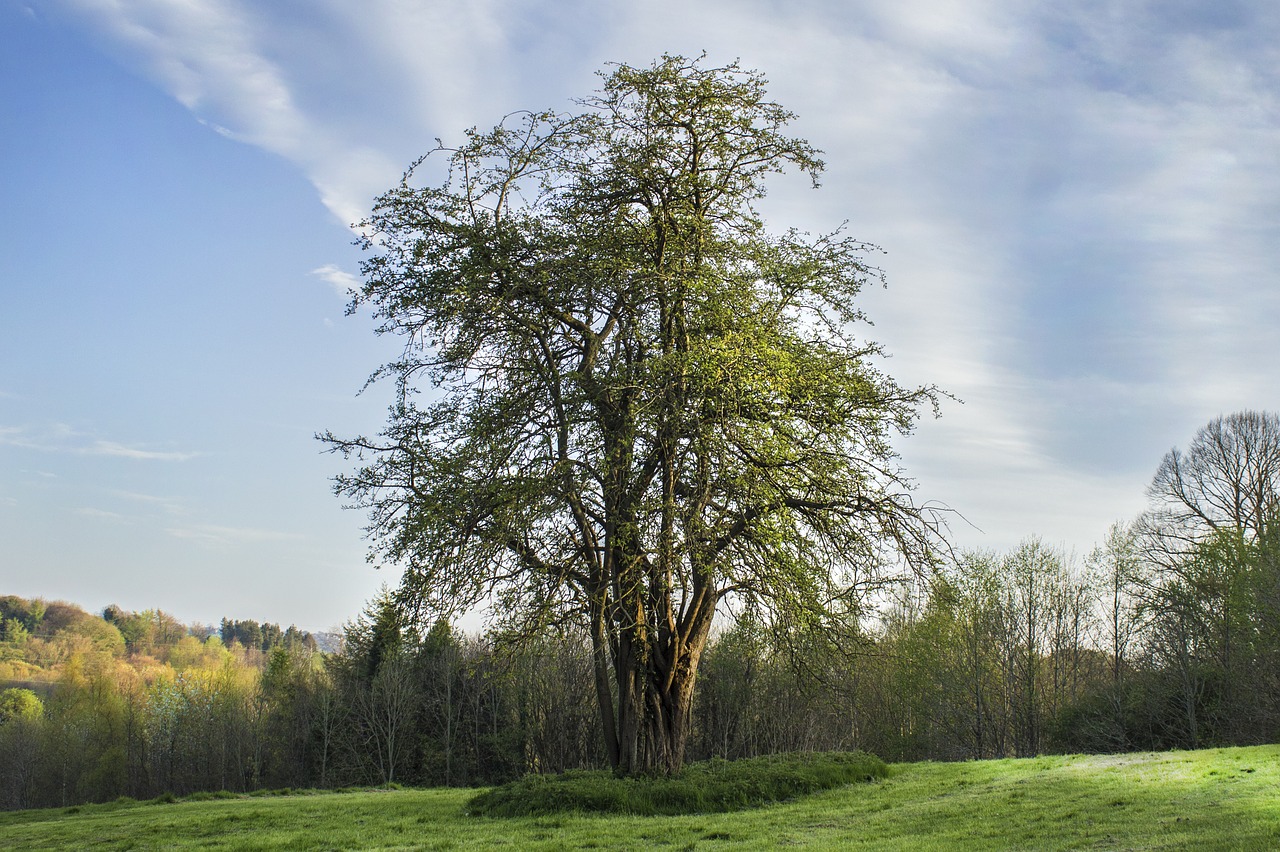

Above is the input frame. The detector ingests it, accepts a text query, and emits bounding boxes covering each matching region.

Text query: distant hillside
[0,594,318,670]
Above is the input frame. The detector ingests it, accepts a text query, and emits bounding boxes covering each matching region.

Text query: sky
[3,1,1279,633]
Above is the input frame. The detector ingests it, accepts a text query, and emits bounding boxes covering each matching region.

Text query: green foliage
[0,597,44,636]
[0,688,42,724]
[0,618,30,648]
[467,751,888,817]
[101,605,150,651]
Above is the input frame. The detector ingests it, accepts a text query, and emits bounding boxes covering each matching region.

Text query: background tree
[0,688,43,809]
[258,646,323,788]
[1134,411,1280,746]
[1059,521,1147,752]
[913,555,1008,759]
[414,620,465,785]
[1141,410,1280,565]
[328,589,421,785]
[326,54,944,776]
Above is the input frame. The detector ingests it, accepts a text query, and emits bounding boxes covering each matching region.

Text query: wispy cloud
[59,0,307,151]
[89,440,197,461]
[73,506,130,522]
[310,264,358,298]
[166,524,305,546]
[67,490,192,526]
[109,489,187,514]
[0,424,197,461]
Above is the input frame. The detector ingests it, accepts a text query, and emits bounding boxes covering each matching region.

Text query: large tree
[325,55,945,775]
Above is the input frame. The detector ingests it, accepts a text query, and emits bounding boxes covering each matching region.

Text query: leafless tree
[1141,410,1280,564]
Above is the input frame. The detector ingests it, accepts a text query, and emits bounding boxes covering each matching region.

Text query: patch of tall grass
[468,750,888,817]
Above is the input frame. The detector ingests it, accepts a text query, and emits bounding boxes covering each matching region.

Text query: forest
[3,412,1278,810]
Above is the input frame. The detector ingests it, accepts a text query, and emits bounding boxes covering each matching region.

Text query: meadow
[2,745,1278,850]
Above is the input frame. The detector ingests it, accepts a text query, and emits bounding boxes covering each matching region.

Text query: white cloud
[59,0,305,148]
[1014,18,1280,438]
[0,425,58,451]
[310,264,358,298]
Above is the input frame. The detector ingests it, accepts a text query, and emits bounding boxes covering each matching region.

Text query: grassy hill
[3,745,1278,850]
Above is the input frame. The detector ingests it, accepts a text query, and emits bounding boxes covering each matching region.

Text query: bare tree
[352,653,418,785]
[1087,521,1145,684]
[1136,411,1280,746]
[1142,411,1280,564]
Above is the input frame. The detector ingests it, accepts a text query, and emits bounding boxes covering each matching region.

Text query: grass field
[3,745,1278,850]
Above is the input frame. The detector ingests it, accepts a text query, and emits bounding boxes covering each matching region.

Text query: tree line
[3,409,1278,807]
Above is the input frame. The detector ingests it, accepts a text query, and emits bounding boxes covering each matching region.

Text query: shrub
[185,791,239,802]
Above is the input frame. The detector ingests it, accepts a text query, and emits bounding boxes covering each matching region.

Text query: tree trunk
[609,590,715,776]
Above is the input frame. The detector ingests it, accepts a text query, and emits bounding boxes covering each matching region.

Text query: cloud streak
[73,506,130,522]
[310,264,358,298]
[109,489,187,514]
[166,523,305,546]
[0,424,198,461]
[89,440,198,461]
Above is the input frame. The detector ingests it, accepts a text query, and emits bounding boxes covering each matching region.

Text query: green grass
[3,746,1279,849]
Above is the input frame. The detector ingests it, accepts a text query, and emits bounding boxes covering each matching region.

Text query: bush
[467,751,888,817]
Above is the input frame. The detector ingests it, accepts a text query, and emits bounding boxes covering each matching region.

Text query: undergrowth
[467,750,888,817]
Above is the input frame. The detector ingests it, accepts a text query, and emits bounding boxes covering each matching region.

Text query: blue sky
[4,1,1279,632]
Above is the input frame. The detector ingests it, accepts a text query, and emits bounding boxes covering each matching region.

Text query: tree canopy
[325,55,946,774]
